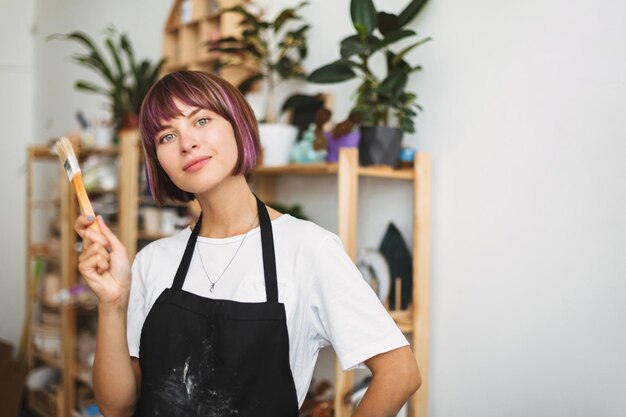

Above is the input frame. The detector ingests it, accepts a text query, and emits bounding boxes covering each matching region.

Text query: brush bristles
[55,136,80,180]
[54,136,99,230]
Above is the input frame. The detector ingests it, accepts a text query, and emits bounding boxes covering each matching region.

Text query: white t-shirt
[127,214,408,407]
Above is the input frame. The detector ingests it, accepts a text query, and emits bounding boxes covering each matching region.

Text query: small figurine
[290,124,328,164]
[323,110,361,163]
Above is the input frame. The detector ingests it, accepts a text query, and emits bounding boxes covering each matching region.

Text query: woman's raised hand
[74,215,131,306]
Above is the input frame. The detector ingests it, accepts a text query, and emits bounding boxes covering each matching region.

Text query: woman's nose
[179,132,200,154]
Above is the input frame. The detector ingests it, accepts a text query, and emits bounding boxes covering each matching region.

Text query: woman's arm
[352,346,421,417]
[93,303,140,416]
[75,215,140,416]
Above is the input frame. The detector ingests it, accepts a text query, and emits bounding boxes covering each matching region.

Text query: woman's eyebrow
[181,108,202,118]
[157,108,204,131]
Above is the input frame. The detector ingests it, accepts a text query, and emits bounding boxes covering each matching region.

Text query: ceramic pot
[258,123,299,166]
[359,126,403,167]
[325,130,361,163]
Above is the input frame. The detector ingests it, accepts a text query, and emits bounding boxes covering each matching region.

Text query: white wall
[0,0,35,350]
[418,1,626,415]
[1,0,625,415]
[34,0,169,140]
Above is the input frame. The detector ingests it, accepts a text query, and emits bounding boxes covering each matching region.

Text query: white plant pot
[258,123,298,166]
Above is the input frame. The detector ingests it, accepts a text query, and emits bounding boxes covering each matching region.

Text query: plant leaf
[391,37,431,65]
[377,12,400,35]
[397,0,429,28]
[120,32,139,77]
[75,80,109,96]
[375,29,416,51]
[350,0,377,35]
[280,93,322,114]
[385,50,411,74]
[308,60,356,83]
[340,35,365,58]
[104,37,124,80]
[377,71,408,101]
[238,73,263,95]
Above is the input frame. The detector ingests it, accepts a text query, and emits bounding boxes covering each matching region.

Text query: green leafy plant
[48,26,165,129]
[209,1,310,123]
[308,0,431,133]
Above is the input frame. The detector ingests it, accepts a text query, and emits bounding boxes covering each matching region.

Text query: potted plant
[49,26,165,133]
[209,1,310,166]
[307,0,431,167]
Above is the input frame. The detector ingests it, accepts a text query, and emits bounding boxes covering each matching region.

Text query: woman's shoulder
[273,214,338,247]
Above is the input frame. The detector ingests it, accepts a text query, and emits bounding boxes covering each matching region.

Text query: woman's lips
[183,156,211,172]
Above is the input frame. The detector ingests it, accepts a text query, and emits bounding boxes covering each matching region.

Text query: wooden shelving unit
[162,0,256,87]
[25,144,72,417]
[25,131,183,416]
[254,148,432,417]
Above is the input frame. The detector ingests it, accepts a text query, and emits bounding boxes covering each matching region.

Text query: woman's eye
[159,133,175,144]
[196,117,209,127]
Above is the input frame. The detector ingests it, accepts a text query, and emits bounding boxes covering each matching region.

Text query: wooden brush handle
[72,172,101,233]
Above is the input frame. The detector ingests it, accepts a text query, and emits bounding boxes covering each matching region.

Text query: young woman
[74,70,420,417]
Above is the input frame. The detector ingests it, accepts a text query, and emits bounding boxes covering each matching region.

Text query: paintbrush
[55,136,100,232]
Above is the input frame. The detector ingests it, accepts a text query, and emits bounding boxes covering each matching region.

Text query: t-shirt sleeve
[127,249,147,358]
[307,233,409,371]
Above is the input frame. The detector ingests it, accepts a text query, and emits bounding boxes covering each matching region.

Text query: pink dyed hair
[139,70,259,204]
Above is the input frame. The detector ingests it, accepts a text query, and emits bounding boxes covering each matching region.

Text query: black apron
[133,196,299,417]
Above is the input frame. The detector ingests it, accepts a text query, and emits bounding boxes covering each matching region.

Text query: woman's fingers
[81,241,110,260]
[96,216,125,254]
[74,214,96,238]
[79,242,111,275]
[95,255,110,275]
[75,214,111,251]
[79,250,109,277]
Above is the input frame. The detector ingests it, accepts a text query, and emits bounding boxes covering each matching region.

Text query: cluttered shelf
[74,364,92,387]
[33,349,61,369]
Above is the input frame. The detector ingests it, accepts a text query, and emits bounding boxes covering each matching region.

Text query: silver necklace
[196,213,259,293]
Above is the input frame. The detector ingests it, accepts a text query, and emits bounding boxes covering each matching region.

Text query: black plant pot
[359,126,403,167]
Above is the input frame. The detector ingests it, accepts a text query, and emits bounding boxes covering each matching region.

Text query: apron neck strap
[172,212,202,291]
[171,194,279,304]
[256,194,278,303]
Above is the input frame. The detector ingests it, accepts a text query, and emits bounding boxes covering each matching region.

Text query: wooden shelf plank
[358,165,414,180]
[30,243,51,257]
[254,161,415,179]
[30,146,57,159]
[389,309,413,333]
[255,162,338,176]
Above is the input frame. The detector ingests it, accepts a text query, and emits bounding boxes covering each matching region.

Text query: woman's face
[155,99,239,195]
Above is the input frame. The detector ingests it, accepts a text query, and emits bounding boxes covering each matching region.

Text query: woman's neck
[194,176,258,238]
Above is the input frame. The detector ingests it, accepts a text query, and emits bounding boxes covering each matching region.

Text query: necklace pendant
[210,284,215,292]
